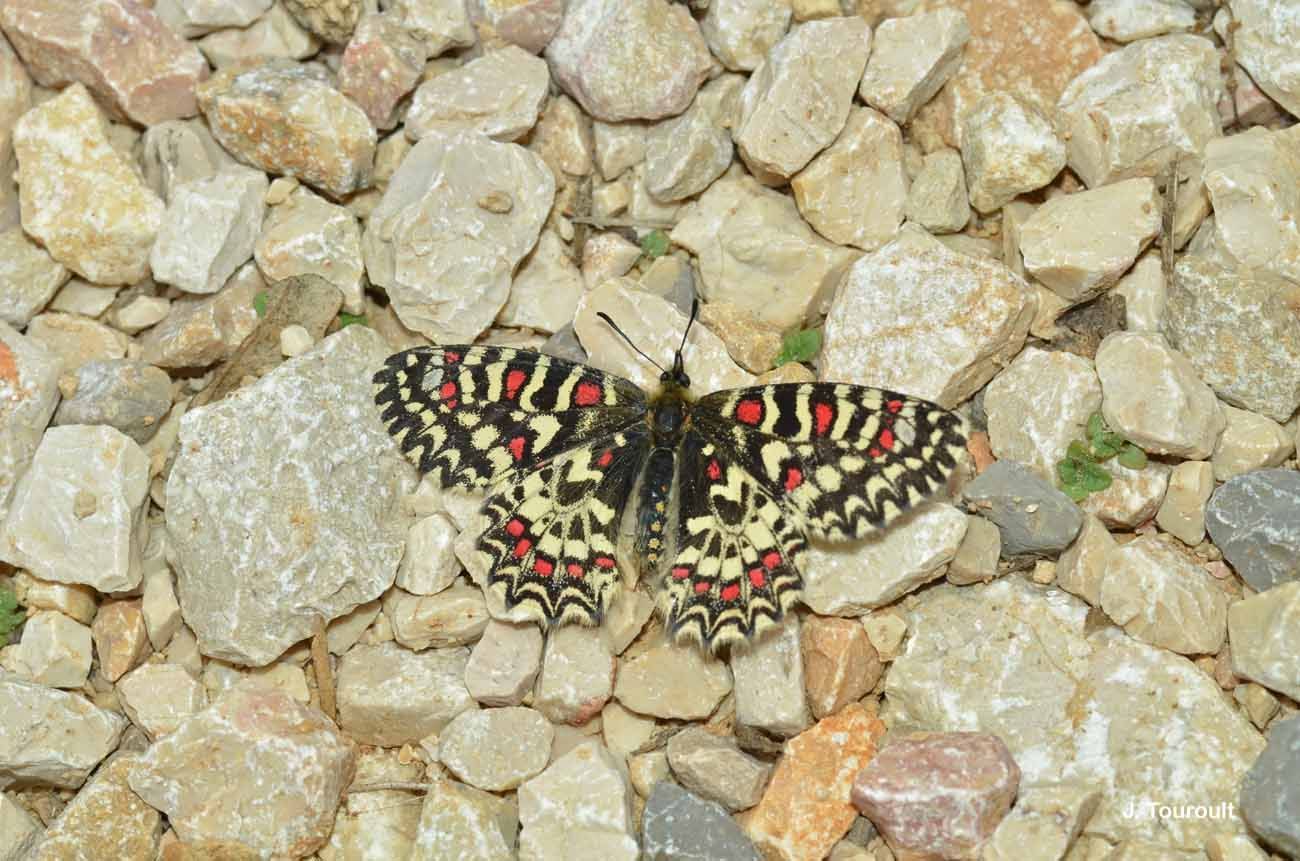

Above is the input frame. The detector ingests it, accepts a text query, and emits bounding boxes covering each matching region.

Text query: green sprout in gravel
[0,585,24,641]
[336,311,368,329]
[773,328,821,368]
[640,229,670,260]
[1057,412,1148,501]
[252,290,269,318]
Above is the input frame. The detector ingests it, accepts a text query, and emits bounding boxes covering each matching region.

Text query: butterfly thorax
[647,383,692,445]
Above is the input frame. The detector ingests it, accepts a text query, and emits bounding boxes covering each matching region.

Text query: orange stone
[913,0,1104,148]
[800,616,882,719]
[744,702,886,861]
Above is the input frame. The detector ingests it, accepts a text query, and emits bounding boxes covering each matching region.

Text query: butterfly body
[374,339,967,652]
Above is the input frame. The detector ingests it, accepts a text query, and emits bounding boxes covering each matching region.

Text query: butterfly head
[597,298,699,392]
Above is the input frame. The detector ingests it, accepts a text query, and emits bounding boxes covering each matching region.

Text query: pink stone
[338,13,426,130]
[851,732,1021,860]
[0,0,208,126]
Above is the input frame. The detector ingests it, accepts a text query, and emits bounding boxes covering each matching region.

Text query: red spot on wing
[671,566,691,580]
[506,519,525,537]
[762,551,781,569]
[749,568,766,588]
[694,581,711,594]
[595,556,616,569]
[513,539,532,558]
[505,369,527,399]
[534,556,554,576]
[707,459,721,481]
[814,402,834,436]
[784,466,803,491]
[887,399,903,413]
[869,446,882,458]
[566,562,583,578]
[439,381,457,399]
[575,381,602,406]
[721,583,741,602]
[444,399,458,410]
[735,398,763,425]
[879,428,895,450]
[597,450,613,467]
[508,436,526,461]
[443,351,461,363]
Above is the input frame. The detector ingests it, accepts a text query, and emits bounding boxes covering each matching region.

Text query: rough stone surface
[197,2,320,67]
[24,312,128,373]
[803,503,968,615]
[672,170,858,331]
[117,662,208,740]
[1238,713,1300,860]
[822,225,1035,409]
[1229,581,1300,701]
[92,598,151,682]
[544,0,713,123]
[0,0,207,125]
[984,346,1101,480]
[1095,332,1225,460]
[533,625,615,726]
[336,642,475,745]
[961,461,1083,556]
[1055,513,1116,607]
[465,619,544,706]
[734,16,871,180]
[744,703,886,861]
[1019,179,1161,304]
[517,740,639,860]
[0,673,125,789]
[13,84,163,285]
[0,228,69,328]
[885,578,1264,850]
[1078,459,1171,531]
[1206,470,1300,593]
[643,782,763,861]
[1227,0,1300,119]
[0,791,42,860]
[137,263,262,369]
[165,327,415,665]
[155,0,274,37]
[1212,405,1294,482]
[28,753,161,861]
[667,726,773,813]
[129,681,356,857]
[51,359,173,444]
[1099,534,1229,655]
[438,707,553,791]
[411,776,517,861]
[151,167,267,295]
[982,783,1102,861]
[469,0,560,54]
[384,583,489,650]
[1,425,148,593]
[363,128,553,343]
[615,640,732,720]
[792,106,906,251]
[851,732,1020,860]
[281,0,361,43]
[0,609,91,689]
[0,324,62,521]
[10,571,96,626]
[407,45,549,142]
[197,60,376,199]
[947,514,1002,586]
[905,148,970,234]
[731,616,811,738]
[800,615,881,720]
[860,8,968,125]
[644,78,735,204]
[699,0,790,72]
[961,92,1064,214]
[337,12,425,130]
[1055,34,1222,188]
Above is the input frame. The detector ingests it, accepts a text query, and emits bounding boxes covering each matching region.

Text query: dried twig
[312,615,336,722]
[569,215,676,231]
[346,781,433,795]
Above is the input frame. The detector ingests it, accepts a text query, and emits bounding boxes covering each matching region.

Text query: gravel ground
[0,1,1298,859]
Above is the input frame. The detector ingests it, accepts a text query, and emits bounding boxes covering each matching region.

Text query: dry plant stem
[570,215,676,230]
[1160,158,1179,286]
[312,615,336,722]
[347,781,434,794]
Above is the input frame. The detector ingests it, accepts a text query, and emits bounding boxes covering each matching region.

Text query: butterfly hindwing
[373,345,647,490]
[660,430,806,651]
[478,429,649,626]
[690,382,968,541]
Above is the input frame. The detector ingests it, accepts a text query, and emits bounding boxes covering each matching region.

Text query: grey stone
[165,326,416,665]
[961,461,1083,555]
[1239,714,1300,860]
[52,360,173,443]
[665,726,772,812]
[1206,470,1300,592]
[642,782,762,861]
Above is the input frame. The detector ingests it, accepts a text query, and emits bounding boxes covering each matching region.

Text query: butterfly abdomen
[634,446,676,581]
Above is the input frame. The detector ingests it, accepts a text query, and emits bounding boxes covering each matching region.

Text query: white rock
[792,106,907,251]
[1095,332,1225,460]
[529,93,596,178]
[255,187,366,314]
[140,118,236,203]
[644,79,734,203]
[1019,178,1161,305]
[362,129,554,343]
[1055,513,1116,607]
[1099,535,1228,655]
[822,225,1036,408]
[9,571,96,625]
[0,791,42,860]
[1155,461,1214,546]
[336,642,477,745]
[0,228,69,328]
[155,0,273,37]
[499,230,586,333]
[1086,0,1197,42]
[961,93,1065,214]
[613,640,732,720]
[438,707,553,790]
[700,0,791,72]
[0,610,92,688]
[410,776,516,861]
[278,323,313,358]
[407,45,550,143]
[24,312,128,373]
[0,425,148,592]
[858,8,970,124]
[112,295,170,334]
[47,280,120,317]
[396,513,461,595]
[731,616,810,737]
[1055,34,1221,188]
[1228,581,1300,701]
[592,121,646,181]
[117,662,208,740]
[1229,0,1300,119]
[1114,252,1166,333]
[468,0,562,54]
[803,503,969,615]
[581,232,642,289]
[984,347,1102,481]
[197,2,320,67]
[383,583,489,650]
[734,16,872,179]
[671,169,859,331]
[141,570,181,652]
[983,784,1102,861]
[464,619,544,706]
[905,148,970,234]
[165,327,416,665]
[150,167,267,295]
[1080,460,1171,530]
[394,0,476,56]
[533,625,614,726]
[0,673,125,789]
[0,324,61,522]
[1211,405,1294,482]
[517,740,639,860]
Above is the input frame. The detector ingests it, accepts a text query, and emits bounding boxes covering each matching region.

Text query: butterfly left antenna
[596,312,668,373]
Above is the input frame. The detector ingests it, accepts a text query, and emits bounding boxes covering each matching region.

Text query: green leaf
[1067,440,1094,463]
[1057,458,1079,486]
[640,230,670,259]
[1062,482,1089,502]
[337,312,368,329]
[0,586,24,640]
[773,328,822,367]
[1087,412,1107,442]
[1080,462,1113,493]
[253,291,268,318]
[1117,443,1148,470]
[1090,438,1120,460]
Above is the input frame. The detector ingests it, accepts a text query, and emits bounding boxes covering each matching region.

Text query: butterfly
[372,304,968,652]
